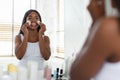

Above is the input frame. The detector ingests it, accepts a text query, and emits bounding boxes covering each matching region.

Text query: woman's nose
[31,18,37,22]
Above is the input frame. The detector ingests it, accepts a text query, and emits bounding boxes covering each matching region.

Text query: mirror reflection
[0,0,65,80]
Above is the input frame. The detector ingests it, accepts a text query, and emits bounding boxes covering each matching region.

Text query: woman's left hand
[38,22,46,35]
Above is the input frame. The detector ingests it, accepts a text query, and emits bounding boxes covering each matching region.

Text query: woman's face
[26,11,40,30]
[87,0,105,21]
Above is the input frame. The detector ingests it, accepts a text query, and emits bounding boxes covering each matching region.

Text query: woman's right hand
[21,23,29,36]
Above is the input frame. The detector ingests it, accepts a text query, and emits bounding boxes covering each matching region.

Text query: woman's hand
[38,21,46,35]
[21,23,29,36]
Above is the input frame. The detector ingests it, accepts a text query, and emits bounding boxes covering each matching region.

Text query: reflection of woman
[70,0,120,80]
[15,9,51,70]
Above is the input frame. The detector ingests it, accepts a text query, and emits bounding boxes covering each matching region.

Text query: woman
[15,9,51,70]
[83,0,105,48]
[70,0,120,80]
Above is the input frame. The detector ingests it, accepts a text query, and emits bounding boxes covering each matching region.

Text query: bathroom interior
[0,0,115,80]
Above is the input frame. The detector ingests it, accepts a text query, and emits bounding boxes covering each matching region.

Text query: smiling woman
[0,0,64,58]
[15,9,51,70]
[0,0,64,78]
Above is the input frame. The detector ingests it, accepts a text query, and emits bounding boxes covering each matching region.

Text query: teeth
[31,23,36,26]
[27,20,31,25]
[37,20,40,24]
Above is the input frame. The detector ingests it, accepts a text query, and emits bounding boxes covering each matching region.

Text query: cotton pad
[37,20,40,25]
[26,20,31,26]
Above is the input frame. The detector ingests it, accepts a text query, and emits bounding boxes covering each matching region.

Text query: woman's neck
[29,30,38,36]
[28,30,39,42]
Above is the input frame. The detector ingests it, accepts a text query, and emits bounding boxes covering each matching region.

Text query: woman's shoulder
[15,34,22,41]
[94,16,119,35]
[99,16,119,28]
[15,34,21,39]
[88,16,120,48]
[91,16,120,50]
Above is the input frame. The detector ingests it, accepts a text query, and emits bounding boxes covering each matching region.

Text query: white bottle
[28,60,38,80]
[8,64,18,80]
[44,61,52,80]
[0,74,13,80]
[18,66,28,80]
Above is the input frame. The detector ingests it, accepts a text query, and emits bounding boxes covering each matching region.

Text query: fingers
[21,23,29,34]
[23,22,30,28]
[37,20,44,26]
[37,21,46,30]
[38,21,46,34]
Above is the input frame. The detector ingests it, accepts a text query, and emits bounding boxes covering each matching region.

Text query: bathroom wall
[37,0,59,57]
[64,0,117,58]
[64,0,91,58]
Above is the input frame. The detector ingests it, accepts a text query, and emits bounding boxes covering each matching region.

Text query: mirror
[0,0,65,79]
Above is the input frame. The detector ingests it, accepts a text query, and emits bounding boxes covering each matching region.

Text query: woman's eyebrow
[28,15,32,17]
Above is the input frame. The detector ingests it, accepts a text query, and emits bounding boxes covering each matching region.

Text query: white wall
[64,0,92,58]
[37,0,58,56]
[64,0,119,58]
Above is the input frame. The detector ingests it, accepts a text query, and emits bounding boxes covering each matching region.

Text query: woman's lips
[31,22,37,26]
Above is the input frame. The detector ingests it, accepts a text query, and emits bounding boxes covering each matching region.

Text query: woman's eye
[27,17,39,20]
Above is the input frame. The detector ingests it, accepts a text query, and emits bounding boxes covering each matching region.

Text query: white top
[93,61,120,80]
[19,34,44,70]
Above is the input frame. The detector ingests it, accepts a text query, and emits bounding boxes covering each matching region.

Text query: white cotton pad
[37,20,40,24]
[27,20,31,25]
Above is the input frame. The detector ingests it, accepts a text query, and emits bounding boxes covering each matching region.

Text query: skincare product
[59,69,63,80]
[8,64,18,80]
[18,66,28,80]
[28,60,38,80]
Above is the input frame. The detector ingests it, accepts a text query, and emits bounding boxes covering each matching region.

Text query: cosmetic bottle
[0,73,13,80]
[44,62,52,80]
[8,64,18,80]
[28,60,38,80]
[59,69,63,80]
[18,66,28,80]
[56,68,59,79]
